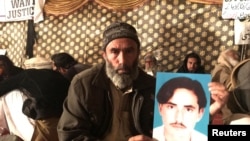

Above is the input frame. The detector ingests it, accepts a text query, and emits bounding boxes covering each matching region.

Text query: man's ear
[102,51,107,60]
[58,67,67,74]
[158,104,163,116]
[197,108,205,122]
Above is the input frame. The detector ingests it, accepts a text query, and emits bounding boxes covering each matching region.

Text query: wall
[0,0,245,73]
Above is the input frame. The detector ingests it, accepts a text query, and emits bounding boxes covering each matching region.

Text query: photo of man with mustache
[153,76,208,141]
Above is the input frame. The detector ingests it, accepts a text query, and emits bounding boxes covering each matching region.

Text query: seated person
[177,52,205,73]
[0,89,35,140]
[51,52,92,81]
[224,58,250,124]
[57,22,155,141]
[0,57,70,141]
[143,53,164,77]
[211,48,240,124]
[0,55,25,140]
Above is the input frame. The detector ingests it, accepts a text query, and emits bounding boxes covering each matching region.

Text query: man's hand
[209,82,229,116]
[128,135,153,141]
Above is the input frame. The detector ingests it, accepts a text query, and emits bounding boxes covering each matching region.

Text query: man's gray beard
[105,61,139,90]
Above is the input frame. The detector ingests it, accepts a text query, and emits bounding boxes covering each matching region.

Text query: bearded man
[211,48,240,124]
[57,22,156,141]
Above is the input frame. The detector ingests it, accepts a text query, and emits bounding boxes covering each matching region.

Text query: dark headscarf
[177,52,205,73]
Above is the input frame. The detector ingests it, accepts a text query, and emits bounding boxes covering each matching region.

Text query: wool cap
[102,22,140,50]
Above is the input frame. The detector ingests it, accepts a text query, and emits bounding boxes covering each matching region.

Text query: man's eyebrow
[184,105,195,108]
[166,102,177,105]
[110,46,135,51]
[110,47,120,51]
[166,102,196,108]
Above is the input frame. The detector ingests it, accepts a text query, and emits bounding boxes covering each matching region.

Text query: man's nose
[175,109,183,123]
[118,52,126,64]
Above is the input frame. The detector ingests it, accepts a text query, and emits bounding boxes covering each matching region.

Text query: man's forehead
[169,88,198,102]
[187,57,198,62]
[145,58,153,61]
[108,45,136,50]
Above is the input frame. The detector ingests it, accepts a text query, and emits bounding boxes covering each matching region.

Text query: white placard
[222,0,250,19]
[234,19,250,45]
[0,49,7,55]
[0,0,34,22]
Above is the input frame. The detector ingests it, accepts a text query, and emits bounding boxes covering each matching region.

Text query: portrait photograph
[153,72,211,141]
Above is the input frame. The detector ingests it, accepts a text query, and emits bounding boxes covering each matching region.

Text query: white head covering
[217,48,239,69]
[24,56,52,69]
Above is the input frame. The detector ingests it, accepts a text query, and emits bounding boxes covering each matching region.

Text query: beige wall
[0,0,247,73]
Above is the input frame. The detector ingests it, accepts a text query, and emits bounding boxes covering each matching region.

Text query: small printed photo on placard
[153,72,211,141]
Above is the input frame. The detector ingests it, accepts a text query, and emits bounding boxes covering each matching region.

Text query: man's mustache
[116,65,130,72]
[170,122,186,128]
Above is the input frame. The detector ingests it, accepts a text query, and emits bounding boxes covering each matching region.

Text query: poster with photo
[153,72,211,141]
